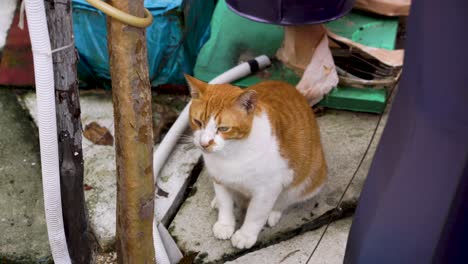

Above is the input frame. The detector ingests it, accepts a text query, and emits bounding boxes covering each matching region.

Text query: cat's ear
[236,90,257,113]
[184,74,207,99]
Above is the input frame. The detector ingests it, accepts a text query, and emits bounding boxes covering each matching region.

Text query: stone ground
[21,90,200,252]
[224,104,390,264]
[0,0,16,49]
[0,90,51,263]
[169,105,389,263]
[227,217,353,264]
[0,86,392,263]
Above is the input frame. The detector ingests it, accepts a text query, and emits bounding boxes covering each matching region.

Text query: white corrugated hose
[23,0,72,263]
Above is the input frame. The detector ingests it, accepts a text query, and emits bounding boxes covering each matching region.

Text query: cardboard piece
[275,22,403,105]
[327,29,405,68]
[354,0,411,17]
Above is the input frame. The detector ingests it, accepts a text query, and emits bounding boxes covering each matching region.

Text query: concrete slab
[0,89,51,263]
[21,91,201,251]
[0,0,16,49]
[169,109,384,263]
[227,92,394,264]
[227,217,353,264]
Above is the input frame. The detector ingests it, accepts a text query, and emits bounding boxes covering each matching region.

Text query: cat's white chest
[203,112,293,195]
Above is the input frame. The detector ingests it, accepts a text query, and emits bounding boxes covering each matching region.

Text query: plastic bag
[276,25,338,106]
[295,34,339,106]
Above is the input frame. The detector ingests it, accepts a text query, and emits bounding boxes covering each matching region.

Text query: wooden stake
[44,0,91,263]
[106,0,156,263]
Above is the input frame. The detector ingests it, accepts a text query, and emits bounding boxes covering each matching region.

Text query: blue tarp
[72,0,214,88]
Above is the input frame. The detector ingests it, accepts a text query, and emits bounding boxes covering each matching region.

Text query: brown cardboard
[354,0,411,16]
[327,29,405,67]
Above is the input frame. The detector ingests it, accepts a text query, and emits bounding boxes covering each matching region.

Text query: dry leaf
[83,121,114,146]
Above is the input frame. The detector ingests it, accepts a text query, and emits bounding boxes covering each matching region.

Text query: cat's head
[185,74,258,153]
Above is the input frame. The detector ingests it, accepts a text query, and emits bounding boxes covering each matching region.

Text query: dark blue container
[225,0,355,25]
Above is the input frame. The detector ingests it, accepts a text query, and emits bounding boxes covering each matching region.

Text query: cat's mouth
[200,147,214,153]
[197,144,217,153]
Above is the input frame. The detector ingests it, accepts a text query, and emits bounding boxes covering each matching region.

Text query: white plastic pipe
[152,220,170,264]
[152,55,271,264]
[209,55,271,85]
[23,0,72,263]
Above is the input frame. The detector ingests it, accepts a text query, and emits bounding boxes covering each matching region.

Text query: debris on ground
[96,252,117,264]
[83,121,114,146]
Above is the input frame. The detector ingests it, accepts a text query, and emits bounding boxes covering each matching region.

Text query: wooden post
[106,0,156,263]
[44,0,91,263]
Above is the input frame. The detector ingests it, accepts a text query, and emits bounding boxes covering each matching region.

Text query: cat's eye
[217,126,230,132]
[193,118,202,127]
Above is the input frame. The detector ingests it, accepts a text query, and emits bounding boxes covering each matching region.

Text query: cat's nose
[200,140,214,149]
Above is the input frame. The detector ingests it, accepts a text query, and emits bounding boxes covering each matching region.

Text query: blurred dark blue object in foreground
[225,0,355,25]
[344,1,468,263]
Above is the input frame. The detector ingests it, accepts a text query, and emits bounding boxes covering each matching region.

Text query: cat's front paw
[213,221,234,240]
[231,230,257,249]
[210,197,218,210]
[267,211,282,227]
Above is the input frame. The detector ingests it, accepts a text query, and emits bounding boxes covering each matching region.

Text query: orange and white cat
[185,74,327,249]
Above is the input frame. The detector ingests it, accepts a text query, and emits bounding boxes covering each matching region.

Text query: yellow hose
[85,0,153,28]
